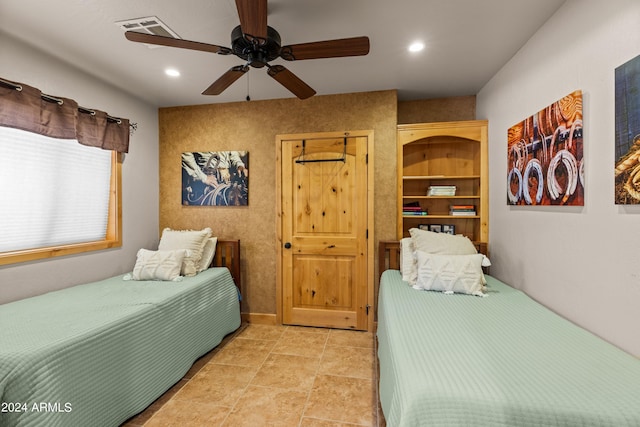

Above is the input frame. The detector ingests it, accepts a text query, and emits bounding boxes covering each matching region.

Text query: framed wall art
[181,151,249,206]
[507,90,584,206]
[615,54,640,204]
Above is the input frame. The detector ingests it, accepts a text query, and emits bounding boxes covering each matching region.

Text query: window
[0,127,121,265]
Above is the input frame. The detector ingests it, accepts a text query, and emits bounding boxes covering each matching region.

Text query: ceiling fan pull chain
[246,71,251,101]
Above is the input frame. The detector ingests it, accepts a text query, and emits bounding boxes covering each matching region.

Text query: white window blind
[0,127,112,253]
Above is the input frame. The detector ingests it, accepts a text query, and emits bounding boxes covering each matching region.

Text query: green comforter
[0,268,241,427]
[377,270,640,426]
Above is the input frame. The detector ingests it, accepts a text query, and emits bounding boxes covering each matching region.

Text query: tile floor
[123,323,385,427]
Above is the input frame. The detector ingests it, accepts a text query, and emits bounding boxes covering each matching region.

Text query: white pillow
[409,227,477,255]
[158,227,212,276]
[400,237,417,284]
[131,249,186,281]
[197,237,218,272]
[413,251,486,297]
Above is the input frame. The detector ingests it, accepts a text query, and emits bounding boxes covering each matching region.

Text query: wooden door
[277,132,370,330]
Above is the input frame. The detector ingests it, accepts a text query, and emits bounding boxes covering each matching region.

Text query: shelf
[403,175,480,180]
[403,215,480,219]
[397,120,488,243]
[403,195,480,199]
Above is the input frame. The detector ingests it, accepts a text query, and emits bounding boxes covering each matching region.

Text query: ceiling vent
[115,16,180,48]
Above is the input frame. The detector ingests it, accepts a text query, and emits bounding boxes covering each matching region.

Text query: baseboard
[240,313,377,331]
[241,312,277,325]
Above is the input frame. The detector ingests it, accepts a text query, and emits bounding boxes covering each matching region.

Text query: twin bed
[377,238,640,427]
[0,239,242,427]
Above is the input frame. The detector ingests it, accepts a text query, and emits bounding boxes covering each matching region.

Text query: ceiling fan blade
[202,66,249,95]
[235,0,268,43]
[280,36,370,61]
[267,65,316,100]
[125,31,231,55]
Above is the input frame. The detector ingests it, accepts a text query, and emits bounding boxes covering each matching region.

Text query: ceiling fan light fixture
[408,41,425,53]
[165,68,181,77]
[124,0,370,100]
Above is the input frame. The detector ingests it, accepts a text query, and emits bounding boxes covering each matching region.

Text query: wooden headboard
[211,240,241,292]
[379,240,401,273]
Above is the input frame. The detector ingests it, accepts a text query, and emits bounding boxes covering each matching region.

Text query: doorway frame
[275,130,375,332]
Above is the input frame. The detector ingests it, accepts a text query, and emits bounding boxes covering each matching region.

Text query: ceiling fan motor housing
[231,25,281,68]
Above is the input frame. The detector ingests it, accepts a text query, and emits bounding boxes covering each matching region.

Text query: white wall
[477,0,640,356]
[0,32,160,304]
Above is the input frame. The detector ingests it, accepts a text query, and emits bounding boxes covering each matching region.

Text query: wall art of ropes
[614,54,640,205]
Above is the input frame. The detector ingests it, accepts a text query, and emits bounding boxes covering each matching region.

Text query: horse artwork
[507,90,584,206]
[615,54,640,204]
[181,151,249,206]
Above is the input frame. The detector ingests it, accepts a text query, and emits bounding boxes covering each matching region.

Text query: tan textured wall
[159,90,398,316]
[398,95,476,124]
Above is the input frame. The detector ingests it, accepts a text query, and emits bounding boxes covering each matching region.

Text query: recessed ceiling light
[408,42,425,53]
[165,68,180,77]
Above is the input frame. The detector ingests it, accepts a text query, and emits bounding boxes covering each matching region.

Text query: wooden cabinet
[397,120,488,247]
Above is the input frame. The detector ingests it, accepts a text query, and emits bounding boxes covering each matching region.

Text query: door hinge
[365,153,368,164]
[366,229,369,239]
[366,304,371,315]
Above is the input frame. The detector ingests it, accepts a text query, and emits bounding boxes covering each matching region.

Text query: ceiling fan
[124,0,370,100]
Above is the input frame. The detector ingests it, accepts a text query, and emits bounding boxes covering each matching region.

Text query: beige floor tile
[144,399,230,427]
[211,338,275,367]
[300,417,367,426]
[183,326,246,379]
[237,324,286,341]
[222,385,308,426]
[251,352,320,391]
[272,329,328,357]
[286,325,331,335]
[173,364,257,407]
[326,330,374,348]
[198,361,259,380]
[319,346,375,379]
[304,375,376,426]
[121,379,189,426]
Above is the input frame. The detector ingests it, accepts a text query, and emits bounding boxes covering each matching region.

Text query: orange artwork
[507,90,583,206]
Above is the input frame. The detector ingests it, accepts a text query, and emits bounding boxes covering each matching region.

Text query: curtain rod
[0,77,136,130]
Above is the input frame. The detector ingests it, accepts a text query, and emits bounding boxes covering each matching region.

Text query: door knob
[284,242,292,249]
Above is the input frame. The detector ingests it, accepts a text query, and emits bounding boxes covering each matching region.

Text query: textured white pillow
[408,227,491,285]
[413,251,486,297]
[131,249,186,281]
[409,228,478,255]
[158,228,212,276]
[197,237,218,272]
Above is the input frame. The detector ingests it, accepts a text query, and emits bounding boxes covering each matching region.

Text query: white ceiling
[0,0,566,108]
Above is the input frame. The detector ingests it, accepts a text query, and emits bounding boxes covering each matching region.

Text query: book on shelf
[403,210,428,216]
[403,203,428,216]
[427,185,456,196]
[450,204,476,216]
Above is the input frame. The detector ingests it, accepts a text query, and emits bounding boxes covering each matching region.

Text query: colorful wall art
[181,151,249,206]
[614,54,640,204]
[507,90,584,206]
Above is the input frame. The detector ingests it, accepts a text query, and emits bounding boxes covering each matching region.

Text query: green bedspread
[377,270,640,427]
[0,268,241,427]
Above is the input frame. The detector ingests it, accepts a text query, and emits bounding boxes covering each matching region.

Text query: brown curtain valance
[0,77,131,153]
